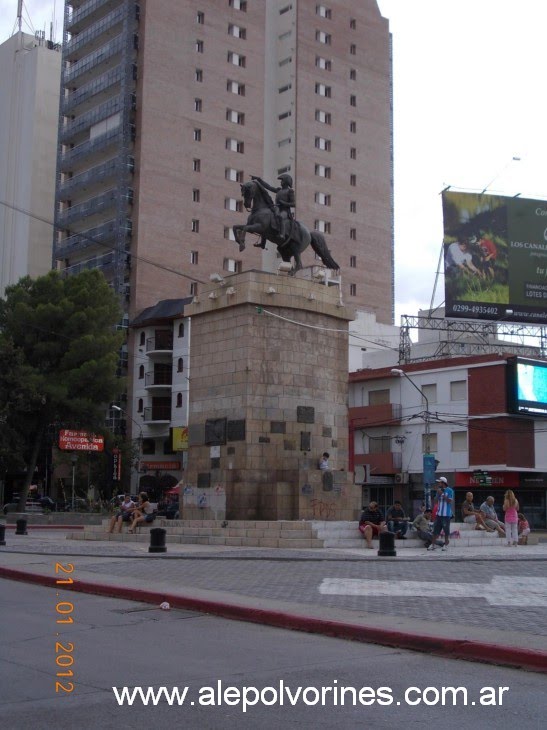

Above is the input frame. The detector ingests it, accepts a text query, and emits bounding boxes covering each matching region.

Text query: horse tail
[310,231,340,270]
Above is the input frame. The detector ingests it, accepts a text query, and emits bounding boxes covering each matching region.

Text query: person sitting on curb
[479,496,505,537]
[108,494,135,534]
[386,500,409,539]
[318,452,330,470]
[412,508,444,548]
[518,512,531,545]
[128,492,156,533]
[461,491,493,532]
[358,501,388,549]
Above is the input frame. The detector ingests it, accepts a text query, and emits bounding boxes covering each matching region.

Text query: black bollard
[377,531,396,557]
[15,518,28,535]
[0,523,6,545]
[148,527,167,553]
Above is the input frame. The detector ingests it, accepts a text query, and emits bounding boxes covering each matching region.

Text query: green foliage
[0,270,124,504]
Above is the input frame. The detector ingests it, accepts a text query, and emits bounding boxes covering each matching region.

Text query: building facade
[349,355,547,528]
[0,31,61,297]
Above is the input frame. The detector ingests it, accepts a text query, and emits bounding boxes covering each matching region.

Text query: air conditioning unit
[394,472,408,484]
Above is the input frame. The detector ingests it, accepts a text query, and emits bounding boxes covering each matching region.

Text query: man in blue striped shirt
[427,477,454,552]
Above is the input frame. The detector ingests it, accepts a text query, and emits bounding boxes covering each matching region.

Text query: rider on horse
[250,173,295,247]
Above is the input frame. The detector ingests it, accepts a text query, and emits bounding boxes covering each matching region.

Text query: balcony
[145,371,173,388]
[353,452,402,475]
[54,219,129,259]
[62,67,123,116]
[349,403,402,429]
[65,4,125,61]
[62,250,115,277]
[146,335,173,354]
[60,95,123,145]
[64,34,125,87]
[143,405,171,424]
[56,188,120,227]
[67,0,122,35]
[58,156,125,199]
[60,125,123,171]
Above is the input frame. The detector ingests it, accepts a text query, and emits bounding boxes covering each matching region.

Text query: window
[137,398,143,413]
[350,228,356,240]
[227,80,245,95]
[176,393,183,408]
[422,383,437,404]
[178,322,185,338]
[314,136,331,151]
[225,167,243,182]
[451,431,468,452]
[314,220,331,234]
[316,30,331,44]
[229,0,247,9]
[315,109,331,124]
[350,94,356,107]
[278,137,291,147]
[350,17,356,29]
[190,250,199,264]
[196,39,204,53]
[350,174,356,186]
[315,192,331,206]
[196,11,204,24]
[450,380,467,401]
[278,110,292,120]
[350,255,356,268]
[350,68,356,80]
[138,364,144,379]
[315,164,331,178]
[350,147,356,159]
[226,109,245,124]
[350,121,356,133]
[368,436,391,454]
[224,226,236,241]
[195,69,203,82]
[279,56,292,66]
[193,128,201,141]
[350,201,356,213]
[191,219,200,233]
[190,282,198,296]
[194,98,202,112]
[226,137,244,153]
[225,197,243,212]
[315,56,331,70]
[224,257,241,273]
[315,83,331,98]
[177,358,184,373]
[316,4,331,18]
[350,43,356,55]
[228,23,246,38]
[279,4,292,14]
[192,189,200,202]
[369,389,390,405]
[279,30,292,41]
[350,283,356,296]
[423,433,438,452]
[139,331,145,346]
[193,158,201,171]
[227,51,246,67]
[278,83,292,93]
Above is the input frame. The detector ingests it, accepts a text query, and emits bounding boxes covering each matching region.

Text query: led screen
[507,357,547,416]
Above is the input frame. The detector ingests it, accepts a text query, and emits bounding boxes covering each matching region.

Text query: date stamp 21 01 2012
[55,562,75,694]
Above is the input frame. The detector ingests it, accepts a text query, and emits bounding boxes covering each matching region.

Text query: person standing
[503,489,519,547]
[428,477,454,552]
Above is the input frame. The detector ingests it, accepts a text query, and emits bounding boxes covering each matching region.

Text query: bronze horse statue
[232,180,339,274]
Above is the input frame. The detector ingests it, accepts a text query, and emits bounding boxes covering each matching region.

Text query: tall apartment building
[53,0,393,320]
[0,31,61,297]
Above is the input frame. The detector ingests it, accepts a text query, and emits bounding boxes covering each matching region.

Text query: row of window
[368,432,468,454]
[316,57,357,78]
[315,4,357,27]
[368,381,467,406]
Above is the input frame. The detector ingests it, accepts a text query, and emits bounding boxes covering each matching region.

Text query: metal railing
[62,67,123,115]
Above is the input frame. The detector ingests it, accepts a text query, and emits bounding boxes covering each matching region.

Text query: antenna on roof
[17,0,23,32]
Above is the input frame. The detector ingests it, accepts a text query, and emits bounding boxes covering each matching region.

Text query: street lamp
[110,404,143,491]
[70,453,78,511]
[391,368,435,509]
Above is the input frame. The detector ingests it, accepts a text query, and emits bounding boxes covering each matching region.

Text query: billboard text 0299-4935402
[442,190,547,323]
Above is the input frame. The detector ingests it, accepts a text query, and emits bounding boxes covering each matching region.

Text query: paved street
[1,529,547,671]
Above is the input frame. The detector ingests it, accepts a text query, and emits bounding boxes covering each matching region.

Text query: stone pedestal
[184,270,361,521]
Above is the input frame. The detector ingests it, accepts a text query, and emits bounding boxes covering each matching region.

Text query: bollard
[0,523,6,545]
[377,530,396,557]
[15,518,28,535]
[148,527,167,553]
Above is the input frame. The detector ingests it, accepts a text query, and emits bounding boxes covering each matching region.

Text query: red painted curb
[1,566,546,674]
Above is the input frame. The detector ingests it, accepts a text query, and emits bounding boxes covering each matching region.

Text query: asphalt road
[1,579,545,730]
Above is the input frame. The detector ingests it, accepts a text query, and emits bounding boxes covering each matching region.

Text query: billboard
[442,191,547,323]
[59,429,104,451]
[507,356,547,417]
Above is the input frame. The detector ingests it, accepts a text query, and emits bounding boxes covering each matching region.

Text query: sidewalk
[1,529,546,673]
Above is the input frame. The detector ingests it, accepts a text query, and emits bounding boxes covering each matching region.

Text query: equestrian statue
[232,173,339,274]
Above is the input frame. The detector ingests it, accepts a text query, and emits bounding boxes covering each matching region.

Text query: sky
[2,0,547,324]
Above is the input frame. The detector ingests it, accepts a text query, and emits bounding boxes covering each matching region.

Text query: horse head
[240,180,256,209]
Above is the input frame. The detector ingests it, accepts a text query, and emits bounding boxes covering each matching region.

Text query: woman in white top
[128,492,156,533]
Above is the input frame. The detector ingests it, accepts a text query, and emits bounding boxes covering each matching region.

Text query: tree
[0,270,125,510]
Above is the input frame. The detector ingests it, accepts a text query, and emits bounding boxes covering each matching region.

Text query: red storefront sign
[112,447,122,482]
[454,471,519,488]
[141,461,181,471]
[59,429,104,452]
